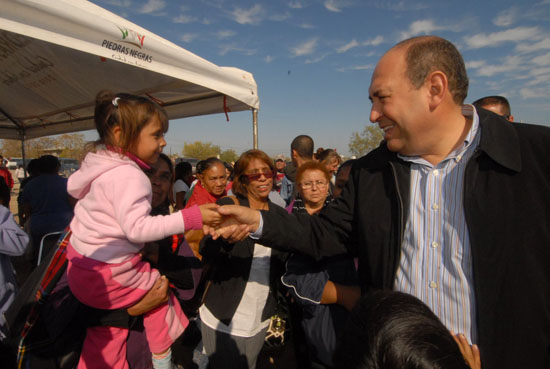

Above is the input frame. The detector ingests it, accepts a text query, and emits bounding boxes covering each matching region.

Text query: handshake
[198,203,261,243]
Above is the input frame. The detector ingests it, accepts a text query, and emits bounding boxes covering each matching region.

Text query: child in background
[66,91,220,369]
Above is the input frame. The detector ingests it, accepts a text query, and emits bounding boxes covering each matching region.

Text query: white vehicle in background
[6,157,23,170]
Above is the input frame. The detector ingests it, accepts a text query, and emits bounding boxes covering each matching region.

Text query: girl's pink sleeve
[180,205,203,230]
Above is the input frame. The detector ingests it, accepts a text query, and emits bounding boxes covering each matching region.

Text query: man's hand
[203,205,261,243]
[127,275,169,316]
[452,333,481,369]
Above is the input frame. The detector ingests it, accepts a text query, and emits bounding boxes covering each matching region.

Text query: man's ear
[508,115,514,122]
[426,71,448,111]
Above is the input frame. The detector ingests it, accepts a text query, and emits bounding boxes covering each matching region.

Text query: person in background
[472,95,514,122]
[316,149,342,186]
[20,155,74,265]
[173,161,194,210]
[273,155,286,193]
[0,155,14,194]
[185,158,227,209]
[332,160,356,199]
[280,135,314,205]
[184,157,227,258]
[332,290,478,369]
[224,161,234,193]
[15,164,26,184]
[0,178,29,342]
[17,158,41,227]
[282,161,359,368]
[199,149,288,369]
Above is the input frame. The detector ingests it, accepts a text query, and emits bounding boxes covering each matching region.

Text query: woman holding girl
[66,91,220,369]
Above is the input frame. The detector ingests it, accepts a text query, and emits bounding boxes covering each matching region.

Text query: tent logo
[117,26,146,48]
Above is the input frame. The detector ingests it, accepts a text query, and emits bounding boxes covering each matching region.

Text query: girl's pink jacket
[68,150,202,264]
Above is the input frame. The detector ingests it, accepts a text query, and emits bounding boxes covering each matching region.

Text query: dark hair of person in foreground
[333,290,470,369]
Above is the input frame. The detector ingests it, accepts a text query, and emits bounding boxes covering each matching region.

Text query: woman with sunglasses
[281,160,360,368]
[198,149,288,369]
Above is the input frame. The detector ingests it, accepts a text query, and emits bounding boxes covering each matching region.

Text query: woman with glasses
[198,149,288,369]
[282,161,359,368]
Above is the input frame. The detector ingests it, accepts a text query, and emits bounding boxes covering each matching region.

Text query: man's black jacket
[258,109,550,369]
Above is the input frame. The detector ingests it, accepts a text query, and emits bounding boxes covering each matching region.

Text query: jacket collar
[364,108,522,173]
[476,108,522,172]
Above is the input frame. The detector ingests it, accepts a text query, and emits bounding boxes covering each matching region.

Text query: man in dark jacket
[212,36,550,369]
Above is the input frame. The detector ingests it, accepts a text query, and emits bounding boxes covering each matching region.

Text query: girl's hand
[452,332,481,369]
[199,203,222,226]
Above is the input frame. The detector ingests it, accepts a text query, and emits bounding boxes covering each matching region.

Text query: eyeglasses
[300,180,328,189]
[242,170,276,181]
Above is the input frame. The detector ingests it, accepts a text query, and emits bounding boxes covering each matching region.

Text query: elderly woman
[282,161,359,368]
[199,149,287,369]
[317,148,342,185]
[185,157,227,208]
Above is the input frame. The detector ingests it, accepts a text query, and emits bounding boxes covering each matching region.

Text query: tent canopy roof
[0,0,259,140]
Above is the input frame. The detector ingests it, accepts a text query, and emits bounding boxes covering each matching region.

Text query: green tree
[348,125,384,157]
[182,141,221,160]
[220,149,239,163]
[0,133,87,159]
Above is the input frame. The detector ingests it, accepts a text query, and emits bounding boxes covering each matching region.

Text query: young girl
[66,91,220,369]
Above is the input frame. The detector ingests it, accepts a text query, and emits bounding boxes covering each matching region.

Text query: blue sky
[89,0,550,157]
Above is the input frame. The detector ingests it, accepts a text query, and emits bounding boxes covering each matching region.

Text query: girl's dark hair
[196,157,224,175]
[232,149,274,198]
[94,90,168,153]
[333,290,469,369]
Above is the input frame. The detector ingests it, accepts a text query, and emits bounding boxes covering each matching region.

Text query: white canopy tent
[0,0,260,150]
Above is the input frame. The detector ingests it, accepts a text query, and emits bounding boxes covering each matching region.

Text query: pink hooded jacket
[68,150,202,264]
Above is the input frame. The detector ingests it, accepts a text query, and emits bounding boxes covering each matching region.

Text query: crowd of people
[0,35,548,369]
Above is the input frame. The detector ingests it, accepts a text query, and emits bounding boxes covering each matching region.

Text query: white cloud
[466,60,487,69]
[264,55,274,63]
[475,55,525,77]
[139,0,165,14]
[230,4,264,25]
[270,12,291,22]
[288,1,305,9]
[371,1,429,11]
[493,7,519,27]
[291,38,318,57]
[525,67,550,86]
[305,54,327,64]
[325,0,344,12]
[215,30,237,39]
[516,37,550,53]
[465,27,541,49]
[181,33,197,43]
[337,64,373,72]
[531,52,550,66]
[363,35,384,46]
[520,86,549,99]
[337,36,383,54]
[300,23,315,29]
[103,0,131,7]
[173,14,196,23]
[337,39,359,53]
[219,43,257,56]
[400,20,443,39]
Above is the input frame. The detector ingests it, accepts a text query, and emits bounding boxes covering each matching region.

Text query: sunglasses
[242,170,277,181]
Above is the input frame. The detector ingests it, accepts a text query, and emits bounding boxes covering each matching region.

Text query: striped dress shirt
[394,105,480,344]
